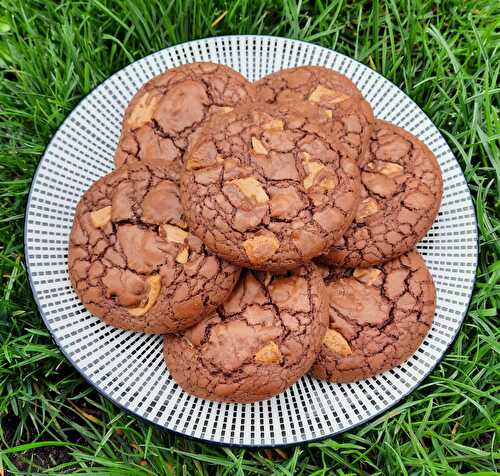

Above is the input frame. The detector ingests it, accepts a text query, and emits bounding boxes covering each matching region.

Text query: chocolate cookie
[114,62,254,179]
[311,249,436,383]
[255,66,374,164]
[68,160,240,334]
[321,120,443,268]
[181,102,361,271]
[164,264,328,402]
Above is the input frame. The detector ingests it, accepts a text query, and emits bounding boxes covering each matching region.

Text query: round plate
[25,36,478,447]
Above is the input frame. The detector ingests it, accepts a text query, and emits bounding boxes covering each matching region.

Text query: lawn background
[0,0,498,474]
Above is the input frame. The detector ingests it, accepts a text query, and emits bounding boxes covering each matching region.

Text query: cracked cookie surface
[255,66,374,165]
[164,263,328,402]
[321,120,443,268]
[180,102,361,271]
[311,249,435,383]
[114,62,254,179]
[68,160,240,333]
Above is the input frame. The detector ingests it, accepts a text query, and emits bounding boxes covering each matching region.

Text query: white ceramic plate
[25,36,478,447]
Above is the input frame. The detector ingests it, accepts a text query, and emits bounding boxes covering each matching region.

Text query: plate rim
[24,34,479,448]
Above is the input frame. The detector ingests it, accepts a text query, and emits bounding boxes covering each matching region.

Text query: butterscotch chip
[181,101,361,271]
[126,92,162,129]
[243,235,280,265]
[229,177,269,204]
[68,161,240,334]
[255,341,282,364]
[378,162,404,177]
[90,206,112,228]
[255,66,375,165]
[162,224,188,244]
[321,120,443,268]
[303,161,325,190]
[311,250,436,383]
[319,176,336,192]
[323,328,352,356]
[353,267,382,286]
[251,137,268,155]
[309,84,350,104]
[262,118,284,130]
[164,264,329,403]
[356,197,379,221]
[175,246,189,264]
[113,62,254,179]
[128,275,161,316]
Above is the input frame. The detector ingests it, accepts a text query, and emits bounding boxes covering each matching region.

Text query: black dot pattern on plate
[24,36,478,447]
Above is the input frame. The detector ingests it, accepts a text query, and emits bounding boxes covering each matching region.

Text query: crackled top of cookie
[255,66,374,164]
[68,160,240,334]
[321,120,443,268]
[164,264,328,402]
[181,102,361,271]
[114,62,253,179]
[311,249,435,383]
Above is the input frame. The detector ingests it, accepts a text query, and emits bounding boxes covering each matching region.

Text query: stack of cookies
[68,63,443,403]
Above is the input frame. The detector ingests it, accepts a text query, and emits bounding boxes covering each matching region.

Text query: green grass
[0,0,499,474]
